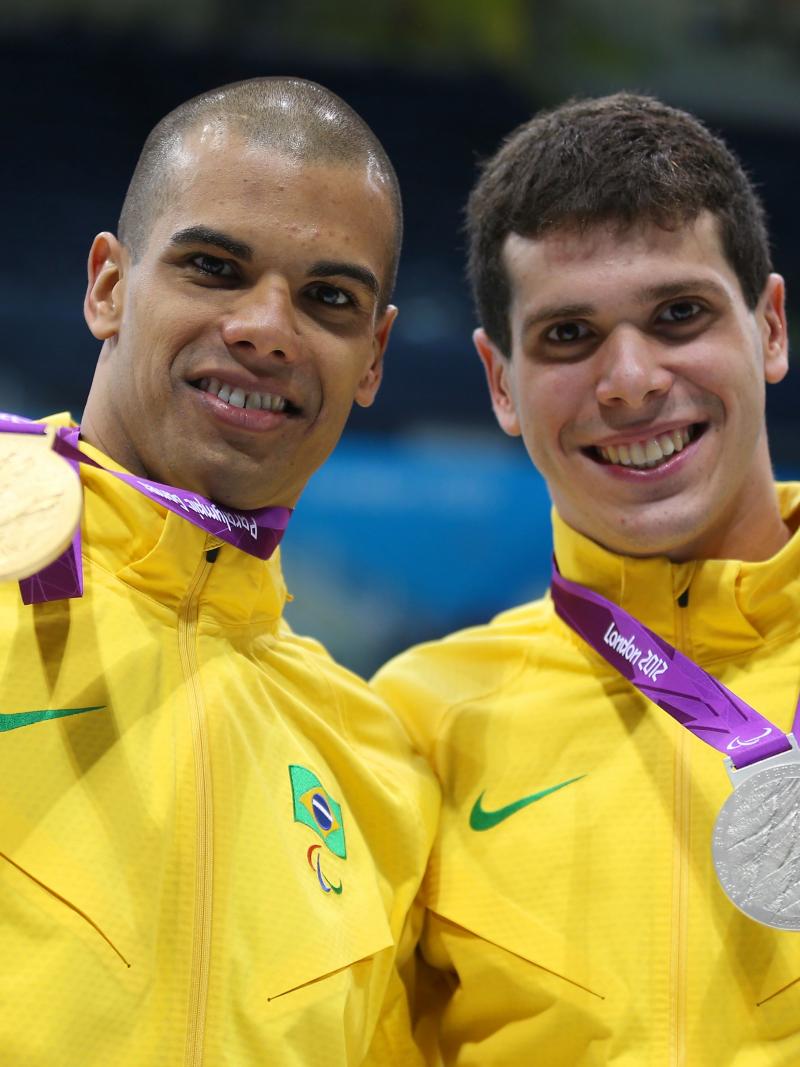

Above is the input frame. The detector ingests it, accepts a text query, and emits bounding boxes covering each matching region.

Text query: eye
[306,283,353,308]
[189,253,238,279]
[658,300,702,324]
[545,321,591,343]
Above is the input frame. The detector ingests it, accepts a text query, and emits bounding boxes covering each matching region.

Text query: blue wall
[282,433,553,676]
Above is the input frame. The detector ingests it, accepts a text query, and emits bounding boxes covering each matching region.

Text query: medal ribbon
[0,413,292,604]
[551,559,796,770]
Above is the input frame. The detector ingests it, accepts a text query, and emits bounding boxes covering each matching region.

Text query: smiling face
[82,126,396,509]
[475,214,790,562]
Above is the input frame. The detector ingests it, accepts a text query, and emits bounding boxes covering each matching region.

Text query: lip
[588,420,699,450]
[189,370,298,409]
[190,381,295,432]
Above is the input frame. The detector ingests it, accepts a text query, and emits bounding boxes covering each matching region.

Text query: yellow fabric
[373,484,800,1066]
[0,417,438,1067]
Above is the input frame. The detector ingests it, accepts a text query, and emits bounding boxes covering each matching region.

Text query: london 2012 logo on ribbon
[289,764,346,895]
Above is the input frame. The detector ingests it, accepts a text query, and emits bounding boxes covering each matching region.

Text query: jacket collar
[56,417,288,628]
[552,484,800,663]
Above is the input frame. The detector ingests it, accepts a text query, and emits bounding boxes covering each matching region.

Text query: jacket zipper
[669,591,692,1067]
[180,547,217,1067]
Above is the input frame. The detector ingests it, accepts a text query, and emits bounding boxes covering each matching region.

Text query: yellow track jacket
[0,420,438,1067]
[373,486,800,1066]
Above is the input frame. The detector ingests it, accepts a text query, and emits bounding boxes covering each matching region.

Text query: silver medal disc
[713,757,800,929]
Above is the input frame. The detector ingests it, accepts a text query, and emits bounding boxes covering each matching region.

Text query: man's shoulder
[275,616,437,786]
[375,591,557,693]
[370,591,560,759]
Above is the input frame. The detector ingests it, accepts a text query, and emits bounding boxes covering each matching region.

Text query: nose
[594,325,672,408]
[220,278,300,363]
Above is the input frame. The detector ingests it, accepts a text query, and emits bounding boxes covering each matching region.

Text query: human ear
[355,304,397,408]
[84,233,126,341]
[759,273,789,385]
[474,327,521,437]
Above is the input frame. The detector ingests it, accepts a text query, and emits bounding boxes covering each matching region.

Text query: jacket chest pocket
[245,822,395,1004]
[0,801,133,970]
[225,827,396,1064]
[429,868,613,1003]
[424,814,624,1006]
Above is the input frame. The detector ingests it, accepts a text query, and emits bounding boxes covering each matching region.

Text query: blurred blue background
[2,1,799,674]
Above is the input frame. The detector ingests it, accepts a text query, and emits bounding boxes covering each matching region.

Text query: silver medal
[713,738,800,930]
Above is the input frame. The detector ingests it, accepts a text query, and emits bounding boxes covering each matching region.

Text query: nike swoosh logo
[470,775,586,831]
[0,706,105,733]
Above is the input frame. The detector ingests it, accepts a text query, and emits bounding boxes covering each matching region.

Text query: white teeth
[645,440,662,464]
[598,426,695,469]
[199,377,289,413]
[629,442,646,465]
[659,434,675,457]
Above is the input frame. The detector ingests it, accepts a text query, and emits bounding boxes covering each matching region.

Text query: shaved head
[118,76,402,304]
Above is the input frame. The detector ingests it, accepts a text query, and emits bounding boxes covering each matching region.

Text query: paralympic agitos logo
[289,764,346,895]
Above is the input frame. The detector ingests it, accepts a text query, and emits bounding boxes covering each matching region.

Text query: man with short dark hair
[373,93,800,1063]
[0,77,437,1066]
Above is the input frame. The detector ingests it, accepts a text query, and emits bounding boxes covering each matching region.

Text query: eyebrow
[637,278,730,303]
[170,226,254,261]
[522,278,730,335]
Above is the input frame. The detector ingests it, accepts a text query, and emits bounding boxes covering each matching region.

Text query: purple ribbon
[1,413,292,604]
[18,424,84,605]
[551,560,795,770]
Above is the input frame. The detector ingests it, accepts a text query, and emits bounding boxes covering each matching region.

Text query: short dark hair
[467,92,772,355]
[118,76,403,306]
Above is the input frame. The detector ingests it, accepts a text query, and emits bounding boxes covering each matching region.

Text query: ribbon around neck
[550,559,795,771]
[0,413,292,604]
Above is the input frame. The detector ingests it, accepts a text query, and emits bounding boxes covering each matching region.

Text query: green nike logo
[0,706,105,733]
[469,775,586,831]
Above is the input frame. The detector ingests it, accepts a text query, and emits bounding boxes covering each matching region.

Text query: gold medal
[0,429,82,582]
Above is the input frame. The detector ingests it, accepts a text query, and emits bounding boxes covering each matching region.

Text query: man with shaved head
[0,77,436,1065]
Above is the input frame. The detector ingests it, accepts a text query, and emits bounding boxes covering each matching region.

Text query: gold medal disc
[0,431,82,582]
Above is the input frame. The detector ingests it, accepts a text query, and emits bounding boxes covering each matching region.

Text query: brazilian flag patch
[289,765,347,858]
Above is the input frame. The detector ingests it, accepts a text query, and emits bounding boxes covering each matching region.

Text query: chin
[606,520,712,561]
[207,482,295,512]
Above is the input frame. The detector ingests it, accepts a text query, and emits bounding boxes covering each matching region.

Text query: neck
[81,374,147,479]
